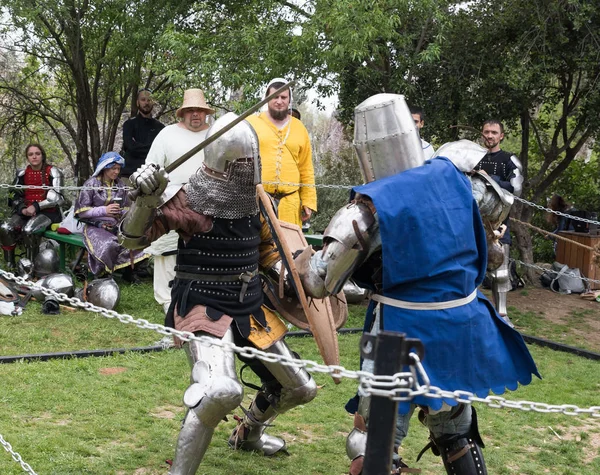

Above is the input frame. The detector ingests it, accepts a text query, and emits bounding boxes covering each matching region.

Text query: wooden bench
[304,234,324,248]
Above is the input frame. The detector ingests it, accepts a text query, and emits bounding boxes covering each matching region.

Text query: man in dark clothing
[474,119,523,321]
[121,89,165,178]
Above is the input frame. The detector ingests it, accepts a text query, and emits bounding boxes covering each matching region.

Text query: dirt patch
[503,287,600,321]
[99,366,128,375]
[150,405,182,419]
[483,285,600,351]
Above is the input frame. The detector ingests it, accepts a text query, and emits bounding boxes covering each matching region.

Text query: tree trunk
[511,202,536,282]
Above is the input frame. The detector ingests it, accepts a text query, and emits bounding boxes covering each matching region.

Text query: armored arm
[471,172,513,229]
[118,164,169,249]
[8,169,26,212]
[508,155,523,197]
[471,172,514,270]
[297,199,379,298]
[36,167,65,211]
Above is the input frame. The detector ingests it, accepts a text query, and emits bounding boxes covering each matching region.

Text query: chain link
[0,182,131,192]
[513,195,600,226]
[0,433,38,475]
[2,268,600,417]
[513,259,600,285]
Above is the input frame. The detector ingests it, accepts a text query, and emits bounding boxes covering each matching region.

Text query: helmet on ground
[80,278,120,310]
[33,248,60,277]
[31,273,74,300]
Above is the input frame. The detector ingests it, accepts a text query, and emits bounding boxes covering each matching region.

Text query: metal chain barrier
[2,268,599,417]
[262,180,354,190]
[514,259,600,286]
[513,195,600,226]
[0,183,131,192]
[0,433,38,475]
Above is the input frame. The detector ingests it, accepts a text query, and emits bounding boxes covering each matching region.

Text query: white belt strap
[371,289,477,310]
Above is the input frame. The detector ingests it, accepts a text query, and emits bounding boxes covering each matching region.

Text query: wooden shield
[257,185,345,375]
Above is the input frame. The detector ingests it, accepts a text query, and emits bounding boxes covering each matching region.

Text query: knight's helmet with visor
[187,112,261,219]
[353,93,425,182]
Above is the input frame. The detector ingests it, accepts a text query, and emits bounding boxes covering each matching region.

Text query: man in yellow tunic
[247,78,317,226]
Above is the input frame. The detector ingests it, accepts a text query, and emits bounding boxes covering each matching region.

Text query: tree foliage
[310,0,600,267]
[0,0,194,181]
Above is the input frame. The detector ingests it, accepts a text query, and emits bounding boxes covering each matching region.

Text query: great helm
[353,93,425,182]
[187,112,261,219]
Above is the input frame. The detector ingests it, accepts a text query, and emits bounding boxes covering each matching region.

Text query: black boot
[121,266,141,285]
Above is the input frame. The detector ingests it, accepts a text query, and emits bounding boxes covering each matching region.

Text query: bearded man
[121,89,165,179]
[247,78,317,227]
[474,119,524,321]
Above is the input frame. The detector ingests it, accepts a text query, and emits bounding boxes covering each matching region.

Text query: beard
[268,105,289,121]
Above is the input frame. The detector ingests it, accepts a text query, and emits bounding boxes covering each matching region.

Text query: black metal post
[362,331,405,474]
[362,331,423,475]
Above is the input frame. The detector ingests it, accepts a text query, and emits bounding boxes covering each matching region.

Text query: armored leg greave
[229,339,317,455]
[491,243,512,324]
[347,397,419,474]
[22,214,52,262]
[169,329,243,475]
[23,233,42,261]
[418,405,487,475]
[2,248,16,270]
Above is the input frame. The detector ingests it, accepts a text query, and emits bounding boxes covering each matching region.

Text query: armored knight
[1,144,65,269]
[474,123,524,320]
[296,94,539,474]
[118,113,317,474]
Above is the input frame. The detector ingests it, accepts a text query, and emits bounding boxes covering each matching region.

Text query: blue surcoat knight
[354,157,540,412]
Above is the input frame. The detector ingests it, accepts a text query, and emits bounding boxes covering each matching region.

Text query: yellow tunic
[247,113,317,226]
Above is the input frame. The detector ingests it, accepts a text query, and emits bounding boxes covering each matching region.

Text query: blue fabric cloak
[354,157,540,411]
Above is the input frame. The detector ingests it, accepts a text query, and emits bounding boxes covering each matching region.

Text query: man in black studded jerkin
[474,119,524,321]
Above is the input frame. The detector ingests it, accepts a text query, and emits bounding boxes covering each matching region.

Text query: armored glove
[130,163,169,207]
[119,164,169,249]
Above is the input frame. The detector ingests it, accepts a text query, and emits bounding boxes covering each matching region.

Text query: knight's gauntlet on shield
[118,164,169,249]
[296,200,378,298]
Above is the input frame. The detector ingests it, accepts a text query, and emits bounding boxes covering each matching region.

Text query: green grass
[508,306,598,352]
[1,282,599,474]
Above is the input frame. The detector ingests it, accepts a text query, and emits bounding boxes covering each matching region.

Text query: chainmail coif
[187,162,259,219]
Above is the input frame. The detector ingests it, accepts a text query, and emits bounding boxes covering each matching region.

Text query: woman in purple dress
[75,152,149,283]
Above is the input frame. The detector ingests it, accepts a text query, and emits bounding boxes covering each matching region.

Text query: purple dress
[75,176,149,275]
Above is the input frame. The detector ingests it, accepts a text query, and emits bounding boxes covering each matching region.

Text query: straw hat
[176,89,215,117]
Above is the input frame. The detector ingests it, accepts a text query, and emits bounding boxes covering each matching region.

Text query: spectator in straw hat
[145,88,215,314]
